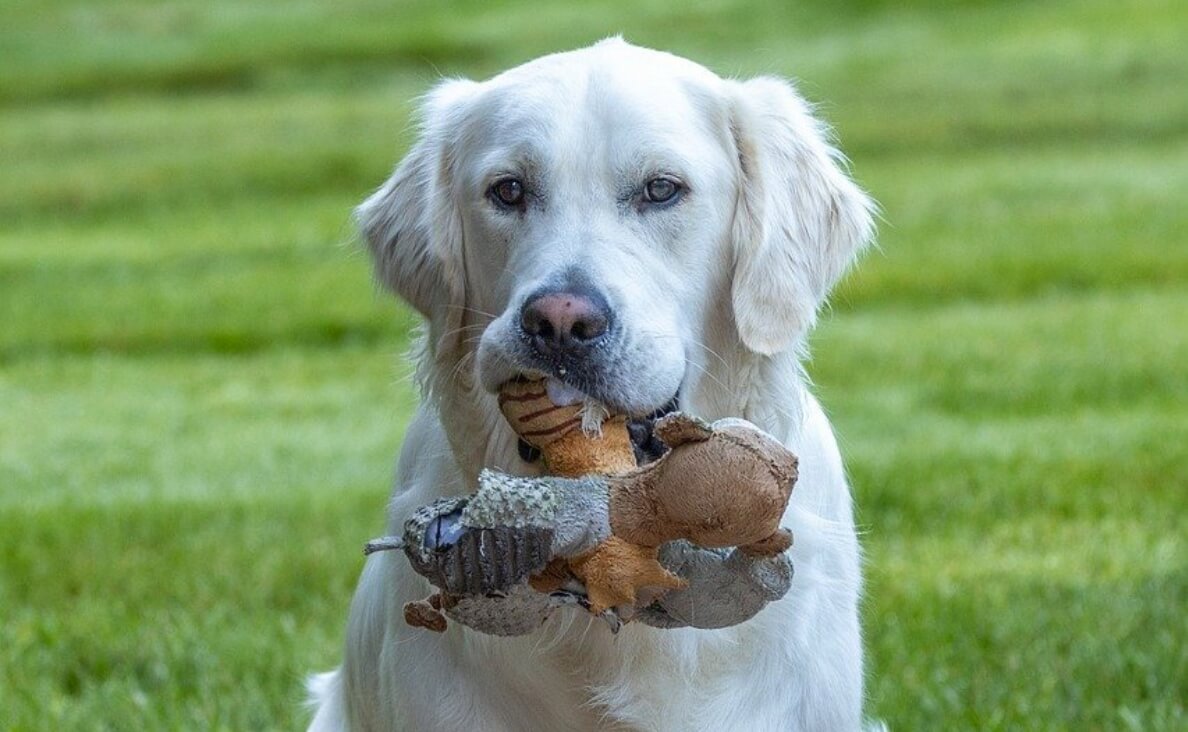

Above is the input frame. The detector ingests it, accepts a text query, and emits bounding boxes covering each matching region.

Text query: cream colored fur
[308,38,875,731]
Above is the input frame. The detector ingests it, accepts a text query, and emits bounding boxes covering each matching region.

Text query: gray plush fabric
[443,584,579,637]
[636,541,794,629]
[464,470,612,557]
[462,471,561,527]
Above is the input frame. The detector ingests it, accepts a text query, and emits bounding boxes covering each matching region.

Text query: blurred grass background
[1,0,1185,729]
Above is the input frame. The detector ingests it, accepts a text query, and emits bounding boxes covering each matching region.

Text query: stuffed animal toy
[364,379,797,635]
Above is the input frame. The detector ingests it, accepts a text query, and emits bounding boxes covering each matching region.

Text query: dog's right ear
[726,77,875,356]
[355,79,479,347]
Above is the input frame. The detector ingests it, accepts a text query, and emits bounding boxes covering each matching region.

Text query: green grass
[1,0,1185,728]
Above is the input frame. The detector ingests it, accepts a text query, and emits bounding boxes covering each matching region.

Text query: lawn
[1,0,1185,729]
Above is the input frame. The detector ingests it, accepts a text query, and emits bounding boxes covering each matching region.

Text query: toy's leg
[568,536,685,615]
[652,412,713,447]
[403,593,448,632]
[739,527,793,557]
[635,541,793,630]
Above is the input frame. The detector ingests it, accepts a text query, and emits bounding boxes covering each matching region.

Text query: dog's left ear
[355,79,479,356]
[727,77,875,355]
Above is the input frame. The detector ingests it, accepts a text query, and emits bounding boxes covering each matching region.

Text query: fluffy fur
[308,39,875,731]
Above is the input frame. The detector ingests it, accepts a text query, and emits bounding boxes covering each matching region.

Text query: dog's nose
[520,288,611,351]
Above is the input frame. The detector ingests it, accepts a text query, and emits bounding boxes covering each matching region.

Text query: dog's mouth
[624,395,680,465]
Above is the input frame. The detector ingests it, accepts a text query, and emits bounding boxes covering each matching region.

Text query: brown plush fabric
[608,417,797,556]
[738,528,794,557]
[403,598,447,633]
[652,412,713,446]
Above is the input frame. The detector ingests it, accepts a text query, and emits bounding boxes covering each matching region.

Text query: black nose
[520,286,611,353]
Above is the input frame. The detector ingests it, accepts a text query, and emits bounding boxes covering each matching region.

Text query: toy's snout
[608,418,798,552]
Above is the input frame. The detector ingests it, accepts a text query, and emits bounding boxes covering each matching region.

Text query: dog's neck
[423,331,807,487]
[685,324,808,444]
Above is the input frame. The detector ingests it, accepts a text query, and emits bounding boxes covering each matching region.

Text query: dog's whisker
[633,332,734,396]
[436,322,488,343]
[439,349,478,389]
[445,304,500,319]
[642,332,733,373]
[677,355,733,396]
[687,338,732,372]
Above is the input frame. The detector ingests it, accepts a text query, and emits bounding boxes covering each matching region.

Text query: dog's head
[358,39,873,418]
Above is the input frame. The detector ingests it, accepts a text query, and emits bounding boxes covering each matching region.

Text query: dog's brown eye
[644,177,680,205]
[491,178,525,207]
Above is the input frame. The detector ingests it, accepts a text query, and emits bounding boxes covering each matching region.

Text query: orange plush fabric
[498,380,636,477]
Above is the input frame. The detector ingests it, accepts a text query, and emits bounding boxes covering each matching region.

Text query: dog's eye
[643,177,681,205]
[490,178,525,207]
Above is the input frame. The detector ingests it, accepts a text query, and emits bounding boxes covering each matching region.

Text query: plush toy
[364,379,797,635]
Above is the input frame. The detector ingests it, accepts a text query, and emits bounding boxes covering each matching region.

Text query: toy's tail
[362,536,404,555]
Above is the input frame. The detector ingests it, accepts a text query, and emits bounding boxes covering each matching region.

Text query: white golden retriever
[308,38,876,731]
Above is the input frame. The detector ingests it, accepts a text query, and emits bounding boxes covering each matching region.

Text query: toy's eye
[643,177,682,205]
[490,178,525,207]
